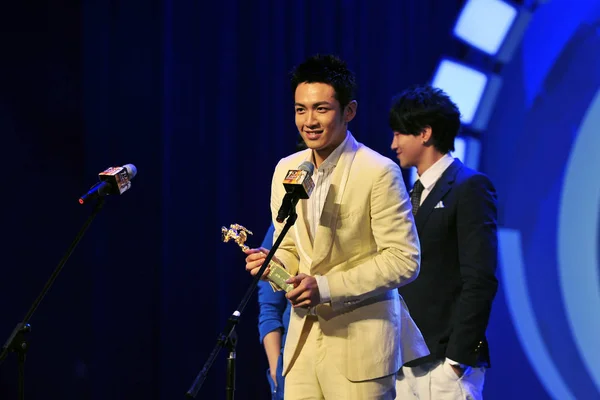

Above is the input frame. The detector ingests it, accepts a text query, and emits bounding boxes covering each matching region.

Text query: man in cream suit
[245,54,428,400]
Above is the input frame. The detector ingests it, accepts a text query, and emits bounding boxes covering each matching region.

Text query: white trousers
[395,360,485,400]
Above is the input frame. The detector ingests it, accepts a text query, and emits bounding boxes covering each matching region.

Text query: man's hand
[244,247,271,279]
[449,363,465,378]
[285,273,320,308]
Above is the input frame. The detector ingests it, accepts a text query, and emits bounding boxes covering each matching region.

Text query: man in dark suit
[389,85,498,399]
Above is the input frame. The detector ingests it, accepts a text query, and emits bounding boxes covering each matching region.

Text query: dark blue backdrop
[10,1,595,400]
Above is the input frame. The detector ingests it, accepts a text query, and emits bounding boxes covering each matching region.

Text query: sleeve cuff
[314,275,331,304]
[445,357,466,368]
[446,357,461,366]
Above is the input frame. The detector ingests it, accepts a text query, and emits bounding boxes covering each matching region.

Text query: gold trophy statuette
[221,223,294,293]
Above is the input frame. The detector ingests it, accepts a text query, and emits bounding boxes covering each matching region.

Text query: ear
[420,126,432,144]
[344,100,358,123]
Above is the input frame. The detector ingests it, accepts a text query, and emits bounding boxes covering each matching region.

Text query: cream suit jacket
[270,133,429,382]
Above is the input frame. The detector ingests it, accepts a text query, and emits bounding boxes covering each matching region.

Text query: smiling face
[390,130,426,170]
[294,82,356,167]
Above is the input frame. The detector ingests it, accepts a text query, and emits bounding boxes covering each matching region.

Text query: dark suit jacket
[399,159,498,368]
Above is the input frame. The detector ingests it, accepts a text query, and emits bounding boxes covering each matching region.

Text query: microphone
[276,161,315,223]
[79,164,138,205]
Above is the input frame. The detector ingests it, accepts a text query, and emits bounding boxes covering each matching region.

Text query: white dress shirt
[414,153,454,206]
[305,132,350,304]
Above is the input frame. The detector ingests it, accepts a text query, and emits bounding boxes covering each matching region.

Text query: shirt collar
[417,153,455,190]
[309,131,349,173]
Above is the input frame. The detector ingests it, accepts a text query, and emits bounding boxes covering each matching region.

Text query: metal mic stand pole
[185,209,298,399]
[0,198,106,400]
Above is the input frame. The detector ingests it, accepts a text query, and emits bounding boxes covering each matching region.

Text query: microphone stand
[0,198,106,400]
[186,209,298,399]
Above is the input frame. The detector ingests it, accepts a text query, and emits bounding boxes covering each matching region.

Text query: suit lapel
[415,159,462,231]
[294,198,313,262]
[311,135,358,271]
[292,149,314,263]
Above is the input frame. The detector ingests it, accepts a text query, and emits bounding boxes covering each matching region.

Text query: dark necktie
[410,179,424,216]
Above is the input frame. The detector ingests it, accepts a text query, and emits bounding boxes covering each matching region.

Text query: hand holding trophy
[221,223,294,293]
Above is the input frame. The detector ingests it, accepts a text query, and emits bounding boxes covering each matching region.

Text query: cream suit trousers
[284,317,396,400]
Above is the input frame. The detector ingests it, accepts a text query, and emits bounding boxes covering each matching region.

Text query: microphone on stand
[276,161,315,223]
[79,164,137,204]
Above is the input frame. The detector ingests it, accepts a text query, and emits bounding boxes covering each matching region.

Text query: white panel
[454,0,518,55]
[432,59,488,125]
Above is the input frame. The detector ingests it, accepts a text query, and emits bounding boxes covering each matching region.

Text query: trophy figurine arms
[221,223,294,292]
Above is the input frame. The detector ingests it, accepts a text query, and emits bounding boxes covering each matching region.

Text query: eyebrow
[294,101,333,108]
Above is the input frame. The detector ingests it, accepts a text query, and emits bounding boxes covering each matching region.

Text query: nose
[305,110,318,128]
[390,136,397,150]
